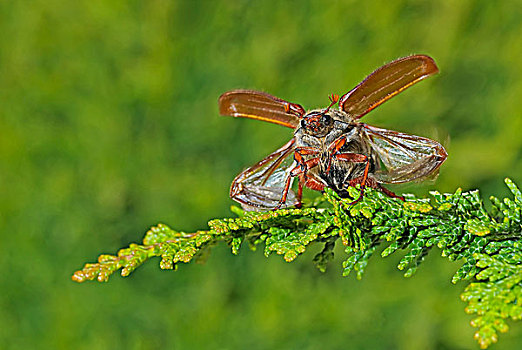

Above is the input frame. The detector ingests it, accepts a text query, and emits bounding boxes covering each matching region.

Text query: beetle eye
[321,114,333,125]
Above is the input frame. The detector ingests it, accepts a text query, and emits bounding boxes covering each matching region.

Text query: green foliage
[73,179,522,349]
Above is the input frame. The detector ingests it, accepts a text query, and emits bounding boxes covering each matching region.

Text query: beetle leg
[295,147,321,157]
[295,169,324,207]
[326,136,347,172]
[274,162,304,210]
[304,173,326,191]
[334,147,405,202]
[376,184,405,201]
[347,170,405,204]
[327,152,369,205]
[334,153,367,162]
[275,154,320,210]
[347,155,370,205]
[296,174,304,208]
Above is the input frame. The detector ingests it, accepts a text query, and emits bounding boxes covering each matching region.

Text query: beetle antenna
[324,94,339,113]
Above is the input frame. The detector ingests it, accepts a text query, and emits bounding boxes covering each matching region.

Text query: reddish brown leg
[346,156,370,206]
[304,173,325,191]
[275,163,300,210]
[296,174,304,208]
[295,147,321,157]
[326,137,347,172]
[327,151,370,205]
[293,168,327,208]
[335,153,367,162]
[275,155,320,210]
[377,184,405,201]
[348,176,405,202]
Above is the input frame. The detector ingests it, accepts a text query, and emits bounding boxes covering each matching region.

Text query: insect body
[219,55,447,211]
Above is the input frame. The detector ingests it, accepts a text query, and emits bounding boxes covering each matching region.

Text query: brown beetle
[219,55,447,211]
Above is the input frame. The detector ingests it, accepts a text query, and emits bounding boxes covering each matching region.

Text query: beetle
[219,55,447,211]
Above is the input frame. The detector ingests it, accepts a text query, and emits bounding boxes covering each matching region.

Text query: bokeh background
[1,1,521,349]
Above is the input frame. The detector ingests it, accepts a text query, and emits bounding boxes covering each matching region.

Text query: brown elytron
[219,55,447,211]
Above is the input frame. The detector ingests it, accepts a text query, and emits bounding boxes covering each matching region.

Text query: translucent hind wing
[362,124,447,184]
[230,139,298,210]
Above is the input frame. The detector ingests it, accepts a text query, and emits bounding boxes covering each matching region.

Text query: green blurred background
[1,1,521,349]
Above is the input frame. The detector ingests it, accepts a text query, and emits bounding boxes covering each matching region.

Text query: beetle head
[300,94,339,137]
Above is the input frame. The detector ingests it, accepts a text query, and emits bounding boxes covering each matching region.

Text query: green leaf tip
[72,178,522,348]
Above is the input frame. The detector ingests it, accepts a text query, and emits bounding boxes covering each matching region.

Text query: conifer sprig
[72,179,522,349]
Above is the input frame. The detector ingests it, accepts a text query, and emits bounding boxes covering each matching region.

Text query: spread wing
[219,90,304,128]
[339,55,439,119]
[362,124,447,184]
[230,139,298,211]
